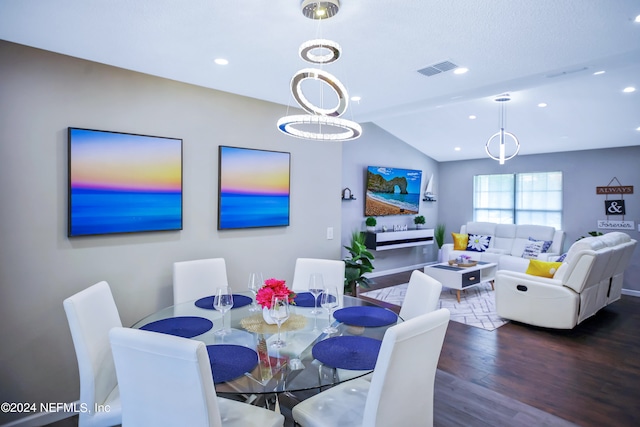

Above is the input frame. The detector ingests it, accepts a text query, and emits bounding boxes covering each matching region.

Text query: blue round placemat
[206,345,258,384]
[294,292,318,307]
[333,306,398,327]
[139,316,213,338]
[312,336,382,370]
[195,294,253,310]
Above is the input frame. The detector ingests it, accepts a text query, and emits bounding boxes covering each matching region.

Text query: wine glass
[213,286,234,335]
[321,286,339,334]
[247,272,263,312]
[269,296,290,348]
[308,273,325,315]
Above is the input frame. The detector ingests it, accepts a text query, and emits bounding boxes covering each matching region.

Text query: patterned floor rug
[360,282,509,331]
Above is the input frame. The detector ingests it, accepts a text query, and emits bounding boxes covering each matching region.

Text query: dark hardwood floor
[363,271,640,427]
[47,271,640,427]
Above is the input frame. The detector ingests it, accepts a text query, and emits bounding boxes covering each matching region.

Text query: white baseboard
[365,263,433,278]
[1,401,78,427]
[622,288,640,297]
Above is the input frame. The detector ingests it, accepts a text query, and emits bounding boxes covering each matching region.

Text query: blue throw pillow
[467,234,491,252]
[556,253,567,262]
[529,237,552,253]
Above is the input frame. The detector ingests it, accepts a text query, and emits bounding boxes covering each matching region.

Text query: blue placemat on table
[140,316,213,338]
[333,306,398,327]
[206,345,258,384]
[195,294,253,310]
[312,336,382,370]
[294,292,317,307]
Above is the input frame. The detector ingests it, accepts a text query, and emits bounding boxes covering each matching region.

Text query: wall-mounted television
[218,146,291,229]
[365,166,422,216]
[68,128,183,236]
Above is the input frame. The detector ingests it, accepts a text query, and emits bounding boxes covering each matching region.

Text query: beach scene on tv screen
[68,128,183,236]
[365,166,422,216]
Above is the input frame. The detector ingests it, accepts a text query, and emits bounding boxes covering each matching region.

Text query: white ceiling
[1,0,639,161]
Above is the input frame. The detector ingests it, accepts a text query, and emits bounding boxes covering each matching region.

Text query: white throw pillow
[522,240,544,259]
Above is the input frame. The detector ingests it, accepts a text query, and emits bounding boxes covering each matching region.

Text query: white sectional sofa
[441,221,566,272]
[494,232,637,329]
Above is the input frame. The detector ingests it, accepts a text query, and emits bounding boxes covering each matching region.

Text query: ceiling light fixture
[277,0,361,141]
[635,14,640,23]
[214,58,229,65]
[538,103,548,108]
[623,86,636,93]
[468,115,476,120]
[593,70,605,75]
[453,67,469,75]
[301,0,340,20]
[485,94,520,165]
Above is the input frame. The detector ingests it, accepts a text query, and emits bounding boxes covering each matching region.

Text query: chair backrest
[63,281,122,425]
[364,308,450,427]
[399,270,442,320]
[109,327,222,427]
[173,258,228,304]
[291,258,345,300]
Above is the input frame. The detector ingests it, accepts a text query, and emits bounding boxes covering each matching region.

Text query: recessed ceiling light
[468,115,476,120]
[593,70,605,75]
[635,14,640,23]
[214,58,229,65]
[350,96,361,102]
[454,147,461,151]
[538,103,548,108]
[453,67,469,75]
[636,126,640,131]
[623,86,636,93]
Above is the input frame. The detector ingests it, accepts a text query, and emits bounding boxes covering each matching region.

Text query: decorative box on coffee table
[424,261,497,302]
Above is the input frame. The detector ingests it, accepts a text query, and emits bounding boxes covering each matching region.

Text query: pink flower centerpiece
[256,278,296,309]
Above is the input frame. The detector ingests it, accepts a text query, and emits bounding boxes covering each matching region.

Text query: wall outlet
[327,227,334,240]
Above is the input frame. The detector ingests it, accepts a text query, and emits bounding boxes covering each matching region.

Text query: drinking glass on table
[213,286,234,335]
[247,272,263,312]
[269,296,290,348]
[308,273,325,315]
[321,286,339,334]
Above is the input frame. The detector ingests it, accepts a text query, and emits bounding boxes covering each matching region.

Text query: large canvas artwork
[365,166,422,216]
[218,146,290,229]
[68,128,183,236]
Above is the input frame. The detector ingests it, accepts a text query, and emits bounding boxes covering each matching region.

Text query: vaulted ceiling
[1,0,639,161]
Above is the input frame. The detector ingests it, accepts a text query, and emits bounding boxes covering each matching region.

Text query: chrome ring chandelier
[485,94,520,164]
[299,39,341,64]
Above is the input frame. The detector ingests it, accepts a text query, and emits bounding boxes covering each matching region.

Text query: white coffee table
[424,261,498,303]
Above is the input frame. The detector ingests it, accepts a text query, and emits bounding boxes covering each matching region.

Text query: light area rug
[360,281,509,331]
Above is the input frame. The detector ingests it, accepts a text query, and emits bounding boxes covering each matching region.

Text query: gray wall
[438,147,640,292]
[0,41,342,422]
[341,124,440,274]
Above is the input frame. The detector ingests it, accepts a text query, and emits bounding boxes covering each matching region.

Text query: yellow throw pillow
[526,259,562,278]
[451,233,469,250]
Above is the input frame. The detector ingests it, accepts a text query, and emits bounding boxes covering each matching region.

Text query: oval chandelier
[485,94,520,164]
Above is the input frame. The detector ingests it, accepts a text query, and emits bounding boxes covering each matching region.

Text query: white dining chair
[173,258,229,304]
[399,270,443,320]
[292,308,450,427]
[291,258,345,301]
[109,327,284,427]
[63,281,122,427]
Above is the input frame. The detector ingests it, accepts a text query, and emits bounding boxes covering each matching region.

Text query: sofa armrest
[494,270,579,329]
[441,243,454,261]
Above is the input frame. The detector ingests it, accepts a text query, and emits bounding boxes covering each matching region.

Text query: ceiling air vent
[417,60,458,77]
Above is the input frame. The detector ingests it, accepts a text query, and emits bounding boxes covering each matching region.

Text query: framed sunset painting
[218,146,290,229]
[68,128,183,236]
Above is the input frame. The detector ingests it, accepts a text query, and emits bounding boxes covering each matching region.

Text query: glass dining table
[131,291,401,397]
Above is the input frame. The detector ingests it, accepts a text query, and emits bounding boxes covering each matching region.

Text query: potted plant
[434,223,445,262]
[343,230,375,296]
[365,216,377,232]
[414,215,426,229]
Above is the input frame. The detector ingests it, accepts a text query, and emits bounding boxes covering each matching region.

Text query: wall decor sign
[604,200,625,216]
[597,220,635,230]
[68,128,183,237]
[218,146,290,229]
[595,186,633,194]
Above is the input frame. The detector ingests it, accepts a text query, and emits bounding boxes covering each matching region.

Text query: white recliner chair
[495,232,637,329]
